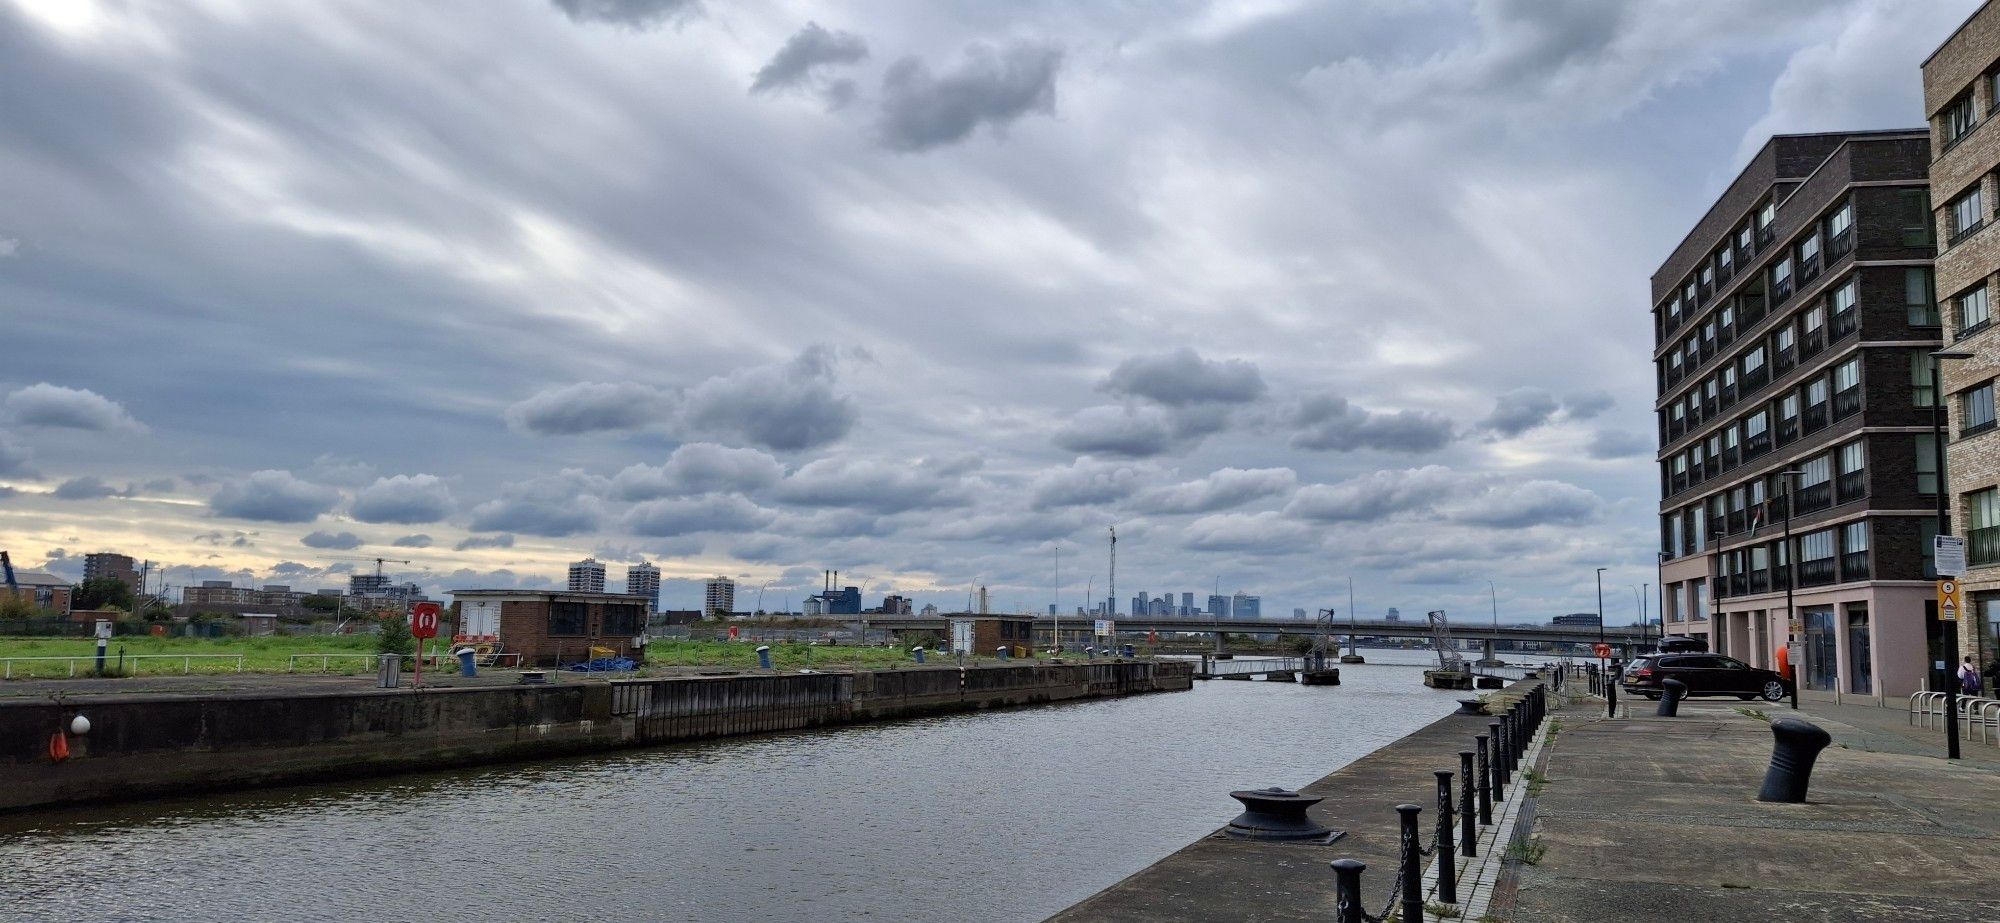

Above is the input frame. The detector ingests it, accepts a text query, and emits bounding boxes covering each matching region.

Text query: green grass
[638,639,956,672]
[1506,838,1548,866]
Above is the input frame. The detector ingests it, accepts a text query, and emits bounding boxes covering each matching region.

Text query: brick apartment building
[450,589,651,666]
[1926,1,2000,675]
[1654,131,1942,705]
[82,552,139,589]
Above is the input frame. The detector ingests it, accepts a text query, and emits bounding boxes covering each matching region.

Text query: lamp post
[1595,567,1607,646]
[1933,348,1974,760]
[1778,468,1803,712]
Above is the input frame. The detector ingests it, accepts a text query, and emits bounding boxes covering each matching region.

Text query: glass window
[1828,202,1852,238]
[1800,530,1836,561]
[1839,441,1864,473]
[1842,521,1869,553]
[1744,347,1765,373]
[1799,456,1831,486]
[547,602,588,636]
[1722,366,1736,387]
[1831,280,1855,315]
[1721,305,1735,327]
[1776,325,1795,351]
[1917,433,1940,494]
[1738,225,1754,251]
[1782,393,1800,419]
[1692,506,1707,550]
[1834,358,1860,391]
[1808,379,1829,404]
[1685,281,1697,304]
[1961,284,1991,332]
[1966,383,1997,433]
[1725,426,1740,449]
[1902,189,1935,247]
[1953,186,1984,236]
[1804,304,1825,332]
[1970,487,2000,530]
[1914,351,1938,406]
[1945,92,1977,143]
[1746,412,1768,437]
[1799,234,1821,264]
[1773,257,1793,287]
[1700,265,1714,288]
[1908,268,1939,325]
[1759,201,1776,230]
[1718,246,1733,272]
[1847,604,1872,696]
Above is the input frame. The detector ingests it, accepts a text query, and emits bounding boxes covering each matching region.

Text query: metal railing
[1,653,245,679]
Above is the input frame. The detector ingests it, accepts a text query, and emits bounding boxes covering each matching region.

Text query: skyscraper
[626,561,660,611]
[1231,591,1258,620]
[1181,592,1194,612]
[703,576,736,617]
[568,557,606,593]
[1208,594,1230,619]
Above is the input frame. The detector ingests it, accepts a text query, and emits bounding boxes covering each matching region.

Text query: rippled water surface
[0,651,1496,922]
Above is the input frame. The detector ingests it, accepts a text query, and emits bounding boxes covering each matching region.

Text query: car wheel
[1761,681,1786,702]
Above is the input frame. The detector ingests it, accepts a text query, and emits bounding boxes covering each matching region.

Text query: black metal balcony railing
[1757,225,1775,248]
[1798,558,1837,587]
[1833,386,1861,420]
[1803,404,1829,433]
[1722,446,1740,470]
[1950,218,1984,248]
[1750,571,1771,594]
[1799,334,1826,360]
[1777,418,1798,444]
[1970,525,2000,567]
[1768,495,1790,520]
[1721,383,1739,407]
[1798,256,1822,283]
[1773,350,1796,375]
[1826,229,1854,261]
[1795,481,1833,513]
[1727,510,1747,534]
[1836,469,1866,503]
[1729,573,1749,597]
[1772,276,1794,303]
[1745,433,1771,458]
[1717,261,1735,285]
[1840,550,1870,582]
[1831,309,1857,339]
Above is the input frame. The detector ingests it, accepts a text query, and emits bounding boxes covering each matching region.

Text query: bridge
[864,615,1653,656]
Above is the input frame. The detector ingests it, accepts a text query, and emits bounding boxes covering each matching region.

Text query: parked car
[1620,653,1792,702]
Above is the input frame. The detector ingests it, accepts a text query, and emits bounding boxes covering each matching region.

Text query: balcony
[1833,386,1861,420]
[1803,403,1829,433]
[1836,469,1866,503]
[1777,417,1799,444]
[1840,550,1870,582]
[1744,433,1771,458]
[1970,525,2000,566]
[1772,276,1794,304]
[1950,218,1985,248]
[1799,333,1826,360]
[1757,225,1775,248]
[1798,558,1837,587]
[1795,481,1833,513]
[1742,365,1770,393]
[1826,229,1854,261]
[1729,573,1749,597]
[1798,256,1822,284]
[1750,571,1771,594]
[1773,349,1797,376]
[1717,261,1735,285]
[1727,510,1747,534]
[1831,309,1857,340]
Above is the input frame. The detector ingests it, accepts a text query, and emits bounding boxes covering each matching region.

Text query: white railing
[287,651,525,672]
[288,652,382,672]
[1,653,245,679]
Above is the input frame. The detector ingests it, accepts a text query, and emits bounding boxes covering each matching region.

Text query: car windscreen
[1627,658,1654,671]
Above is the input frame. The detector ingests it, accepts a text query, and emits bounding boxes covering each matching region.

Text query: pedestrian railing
[0,653,245,679]
[1909,691,1945,727]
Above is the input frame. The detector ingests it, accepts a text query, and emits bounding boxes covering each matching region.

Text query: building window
[1960,284,1992,337]
[1799,455,1831,487]
[1841,520,1869,580]
[602,604,646,636]
[1832,358,1861,418]
[1828,201,1852,239]
[1917,433,1941,495]
[1913,350,1939,406]
[1758,201,1776,233]
[548,601,588,636]
[1803,303,1825,334]
[1945,92,1977,145]
[1845,604,1872,696]
[1970,487,2000,566]
[1798,529,1837,586]
[1743,347,1765,374]
[1771,257,1793,299]
[1902,189,1935,247]
[1965,382,1997,436]
[1798,233,1821,270]
[1718,245,1733,275]
[1908,268,1939,326]
[1951,186,1985,243]
[1807,378,1828,406]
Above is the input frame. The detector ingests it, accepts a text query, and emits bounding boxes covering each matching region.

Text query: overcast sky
[0,0,1977,621]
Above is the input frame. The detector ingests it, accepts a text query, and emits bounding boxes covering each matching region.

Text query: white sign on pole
[1936,535,1968,578]
[1094,619,1113,637]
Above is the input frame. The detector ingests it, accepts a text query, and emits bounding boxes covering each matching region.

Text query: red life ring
[48,732,69,762]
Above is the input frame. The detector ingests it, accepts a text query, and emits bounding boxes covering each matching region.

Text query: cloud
[0,238,18,257]
[775,457,968,513]
[609,443,784,500]
[1104,349,1266,406]
[4,384,143,432]
[1286,467,1464,523]
[0,430,32,477]
[466,469,606,536]
[1586,429,1652,460]
[504,382,674,436]
[1481,388,1562,437]
[1053,405,1176,458]
[680,347,856,451]
[624,494,777,536]
[1563,390,1615,421]
[391,534,434,548]
[1182,511,1316,552]
[1285,466,1602,529]
[350,474,455,524]
[300,530,364,550]
[193,530,257,548]
[1288,395,1456,453]
[209,470,340,523]
[752,22,869,96]
[1138,467,1297,515]
[1446,480,1600,529]
[549,0,699,29]
[878,40,1063,151]
[455,534,516,551]
[1029,459,1155,510]
[52,476,119,500]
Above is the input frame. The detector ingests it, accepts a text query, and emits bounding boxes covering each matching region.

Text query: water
[0,651,1501,922]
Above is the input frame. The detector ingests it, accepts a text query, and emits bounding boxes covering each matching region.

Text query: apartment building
[82,552,139,589]
[1926,1,2000,675]
[568,557,606,594]
[1654,131,1941,704]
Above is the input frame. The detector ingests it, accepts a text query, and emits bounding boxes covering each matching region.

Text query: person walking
[1959,655,1983,696]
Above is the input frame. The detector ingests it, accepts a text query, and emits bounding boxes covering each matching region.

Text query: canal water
[0,650,1505,922]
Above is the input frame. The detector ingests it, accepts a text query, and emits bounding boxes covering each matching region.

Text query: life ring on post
[48,731,69,762]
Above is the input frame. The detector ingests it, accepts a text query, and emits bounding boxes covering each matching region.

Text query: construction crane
[0,550,16,592]
[373,558,411,579]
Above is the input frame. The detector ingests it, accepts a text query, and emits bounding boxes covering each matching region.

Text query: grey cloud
[1029,459,1154,510]
[210,470,340,523]
[775,457,968,513]
[0,430,32,477]
[609,443,784,500]
[624,494,777,537]
[4,383,142,432]
[1447,480,1600,529]
[931,508,1090,543]
[300,530,364,550]
[751,22,869,95]
[504,382,674,436]
[1053,406,1175,458]
[454,534,516,551]
[1288,395,1456,453]
[0,486,16,500]
[52,476,118,500]
[306,455,378,489]
[1286,466,1602,530]
[878,40,1063,151]
[1586,429,1651,460]
[1137,467,1297,515]
[350,474,454,524]
[1104,348,1265,407]
[1482,388,1561,437]
[391,534,434,548]
[1563,390,1615,421]
[193,530,257,547]
[466,469,605,536]
[549,0,698,29]
[1182,511,1316,553]
[1286,467,1462,523]
[681,347,855,451]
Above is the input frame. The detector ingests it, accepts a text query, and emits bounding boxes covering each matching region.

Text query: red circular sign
[411,602,441,640]
[1593,642,1612,659]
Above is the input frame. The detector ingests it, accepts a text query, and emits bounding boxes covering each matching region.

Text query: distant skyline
[0,0,1973,628]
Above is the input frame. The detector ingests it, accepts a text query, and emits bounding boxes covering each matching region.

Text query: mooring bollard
[1606,676,1618,718]
[1657,677,1687,717]
[1757,717,1834,803]
[1475,736,1492,825]
[1330,859,1365,923]
[1434,770,1457,904]
[1396,804,1423,923]
[1458,750,1476,856]
[912,646,926,664]
[756,646,772,670]
[1491,721,1509,789]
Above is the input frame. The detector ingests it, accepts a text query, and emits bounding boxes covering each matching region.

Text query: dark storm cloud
[300,530,364,550]
[751,22,869,95]
[878,40,1063,151]
[1586,429,1651,459]
[1053,406,1175,458]
[350,474,454,524]
[504,382,674,436]
[454,534,516,551]
[549,0,699,29]
[209,470,340,523]
[52,476,118,500]
[1287,395,1456,453]
[681,347,856,451]
[4,384,142,432]
[466,470,605,537]
[1104,349,1266,406]
[391,534,434,548]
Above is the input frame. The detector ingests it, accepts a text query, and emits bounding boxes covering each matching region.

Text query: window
[1970,488,2000,567]
[602,604,646,636]
[1685,281,1697,305]
[1799,456,1831,487]
[1781,393,1800,419]
[1771,256,1793,294]
[1965,382,1997,434]
[1744,346,1765,374]
[1800,530,1835,561]
[1692,506,1707,551]
[1952,186,1985,240]
[548,601,588,636]
[1945,92,1977,145]
[1803,303,1825,333]
[1776,325,1795,351]
[1830,280,1855,316]
[1833,357,1860,392]
[1718,245,1733,273]
[1917,433,1941,494]
[1808,379,1828,405]
[1961,284,1991,334]
[1839,441,1864,473]
[1901,189,1935,247]
[1908,268,1939,326]
[1798,233,1821,267]
[1913,351,1938,406]
[1758,201,1776,231]
[1721,366,1737,389]
[1746,411,1769,438]
[1700,265,1714,289]
[1827,202,1852,239]
[1738,225,1754,253]
[1720,305,1735,328]
[1724,425,1740,449]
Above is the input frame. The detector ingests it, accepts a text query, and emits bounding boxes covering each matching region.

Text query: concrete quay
[1514,697,2000,921]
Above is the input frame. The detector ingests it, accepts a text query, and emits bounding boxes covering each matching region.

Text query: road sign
[1094,619,1114,637]
[1937,535,1968,578]
[1939,579,1962,621]
[1592,642,1612,659]
[410,602,441,640]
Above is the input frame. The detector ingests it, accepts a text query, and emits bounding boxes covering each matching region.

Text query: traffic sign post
[411,602,441,689]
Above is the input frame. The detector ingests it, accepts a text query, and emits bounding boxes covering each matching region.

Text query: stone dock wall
[0,660,1191,812]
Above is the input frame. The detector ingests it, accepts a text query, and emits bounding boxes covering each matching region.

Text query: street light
[1595,567,1607,648]
[1931,348,1974,760]
[1777,467,1804,712]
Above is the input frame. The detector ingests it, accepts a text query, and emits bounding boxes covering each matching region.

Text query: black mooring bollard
[1396,804,1424,923]
[1491,721,1509,789]
[1606,676,1618,718]
[1434,771,1457,904]
[1458,750,1477,856]
[1330,859,1365,923]
[1657,678,1687,717]
[1475,735,1493,825]
[1757,717,1834,803]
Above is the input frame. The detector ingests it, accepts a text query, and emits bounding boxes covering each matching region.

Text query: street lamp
[1595,567,1607,648]
[1777,467,1804,711]
[1932,348,1974,760]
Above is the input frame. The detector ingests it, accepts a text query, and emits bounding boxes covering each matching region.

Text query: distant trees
[74,577,133,612]
[376,612,414,657]
[301,595,341,613]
